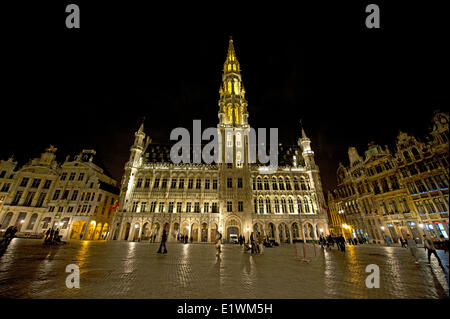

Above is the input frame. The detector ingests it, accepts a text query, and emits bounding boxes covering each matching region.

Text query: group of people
[241,232,264,254]
[43,228,64,245]
[177,233,193,244]
[319,234,347,252]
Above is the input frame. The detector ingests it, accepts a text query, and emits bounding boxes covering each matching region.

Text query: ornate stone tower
[120,120,150,211]
[298,123,326,214]
[217,37,253,234]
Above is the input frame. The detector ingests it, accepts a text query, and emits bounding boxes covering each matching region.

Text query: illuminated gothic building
[327,111,449,243]
[110,39,329,243]
[0,147,119,240]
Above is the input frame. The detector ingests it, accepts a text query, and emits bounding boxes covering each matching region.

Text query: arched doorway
[123,222,131,241]
[268,223,275,239]
[210,223,218,242]
[141,222,151,240]
[132,223,140,241]
[151,223,160,241]
[292,222,299,240]
[180,222,189,238]
[86,221,96,240]
[226,218,240,243]
[201,223,208,242]
[101,223,109,239]
[305,223,314,239]
[278,223,290,243]
[191,223,199,241]
[94,223,103,240]
[70,220,87,240]
[173,223,180,241]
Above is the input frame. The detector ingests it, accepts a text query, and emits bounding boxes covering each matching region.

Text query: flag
[110,196,120,210]
[322,203,330,213]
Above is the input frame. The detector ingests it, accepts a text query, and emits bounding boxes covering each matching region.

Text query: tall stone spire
[218,37,248,127]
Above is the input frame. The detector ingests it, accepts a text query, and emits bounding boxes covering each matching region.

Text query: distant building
[327,111,449,244]
[0,147,119,240]
[110,39,329,243]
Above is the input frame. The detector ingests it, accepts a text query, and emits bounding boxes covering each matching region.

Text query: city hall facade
[109,39,329,243]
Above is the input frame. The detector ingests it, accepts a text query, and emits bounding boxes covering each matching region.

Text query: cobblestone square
[0,239,448,299]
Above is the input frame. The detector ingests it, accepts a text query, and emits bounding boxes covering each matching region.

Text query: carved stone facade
[0,148,119,240]
[110,39,329,243]
[327,111,449,243]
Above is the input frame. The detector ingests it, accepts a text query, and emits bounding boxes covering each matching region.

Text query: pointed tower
[298,121,326,214]
[298,121,315,168]
[218,37,249,128]
[120,119,146,211]
[217,37,250,168]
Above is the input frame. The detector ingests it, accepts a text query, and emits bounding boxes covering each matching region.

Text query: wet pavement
[0,238,448,299]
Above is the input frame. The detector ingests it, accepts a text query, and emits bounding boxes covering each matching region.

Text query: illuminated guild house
[0,147,119,240]
[327,111,449,243]
[110,39,329,243]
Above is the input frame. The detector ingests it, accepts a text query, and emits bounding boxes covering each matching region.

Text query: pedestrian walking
[400,238,407,248]
[406,234,419,264]
[216,231,223,256]
[157,229,168,254]
[423,235,443,267]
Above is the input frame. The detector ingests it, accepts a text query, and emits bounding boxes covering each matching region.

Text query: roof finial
[138,116,145,133]
[300,119,307,139]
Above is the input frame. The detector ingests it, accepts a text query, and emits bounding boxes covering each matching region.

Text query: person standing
[423,235,443,267]
[44,228,51,242]
[53,228,60,243]
[406,234,419,264]
[157,229,168,254]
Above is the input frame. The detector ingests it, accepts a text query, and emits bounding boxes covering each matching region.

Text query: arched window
[274,197,280,213]
[285,177,292,190]
[257,177,262,190]
[227,132,232,147]
[411,148,420,160]
[259,198,264,214]
[264,177,270,190]
[278,177,285,190]
[26,213,38,230]
[236,132,242,147]
[227,64,231,71]
[293,177,300,190]
[265,197,271,213]
[304,196,311,213]
[233,64,236,71]
[403,151,412,163]
[272,177,278,190]
[281,198,287,213]
[297,197,303,213]
[300,177,307,190]
[288,198,294,213]
[234,79,239,94]
[227,81,232,94]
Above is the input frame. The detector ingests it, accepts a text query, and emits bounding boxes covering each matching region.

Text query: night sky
[2,1,446,193]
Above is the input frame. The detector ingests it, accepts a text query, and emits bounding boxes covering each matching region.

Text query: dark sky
[2,1,446,193]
